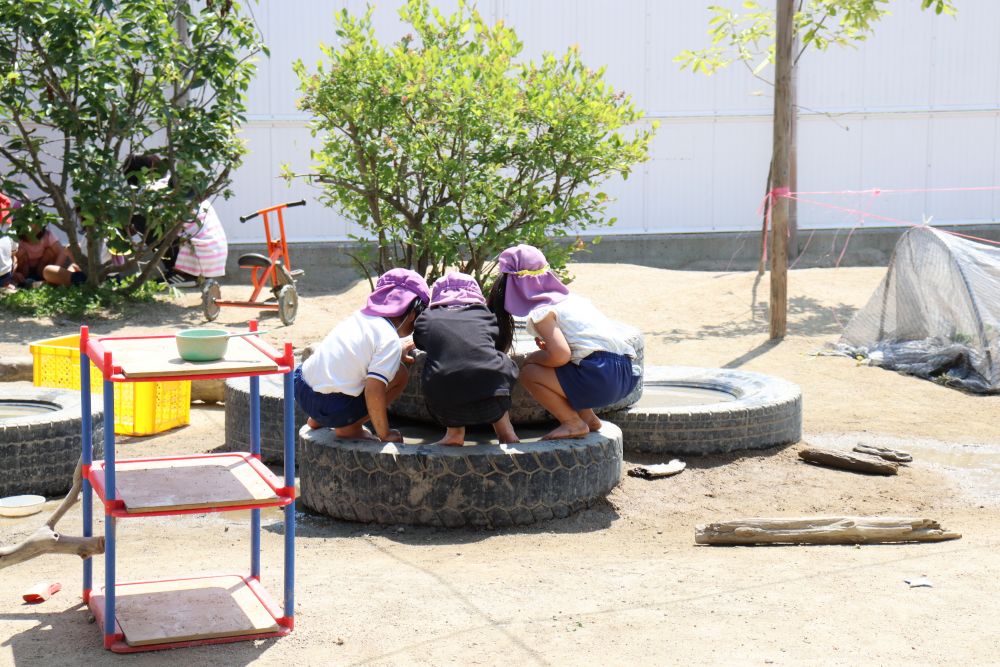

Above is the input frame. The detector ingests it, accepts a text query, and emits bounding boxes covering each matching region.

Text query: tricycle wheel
[202,279,221,321]
[278,285,298,325]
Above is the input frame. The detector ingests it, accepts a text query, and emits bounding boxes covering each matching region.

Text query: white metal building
[218,0,1000,245]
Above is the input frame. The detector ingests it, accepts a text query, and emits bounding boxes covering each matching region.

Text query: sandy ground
[1,264,998,666]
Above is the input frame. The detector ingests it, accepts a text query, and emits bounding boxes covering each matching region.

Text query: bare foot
[541,419,589,440]
[433,426,465,447]
[492,413,519,444]
[579,409,602,432]
[335,425,379,441]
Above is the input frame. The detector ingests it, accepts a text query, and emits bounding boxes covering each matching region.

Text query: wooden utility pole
[788,33,799,261]
[769,0,794,339]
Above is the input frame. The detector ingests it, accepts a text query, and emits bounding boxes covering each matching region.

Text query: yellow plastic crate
[30,334,191,436]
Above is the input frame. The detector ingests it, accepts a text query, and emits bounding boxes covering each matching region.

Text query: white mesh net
[836,226,1000,393]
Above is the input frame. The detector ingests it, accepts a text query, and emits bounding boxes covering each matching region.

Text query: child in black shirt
[413,273,519,446]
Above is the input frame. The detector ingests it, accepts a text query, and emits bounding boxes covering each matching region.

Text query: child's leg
[491,412,519,444]
[433,426,466,447]
[42,264,74,286]
[578,408,601,432]
[519,362,589,439]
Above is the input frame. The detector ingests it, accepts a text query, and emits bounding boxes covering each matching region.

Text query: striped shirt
[174,201,228,277]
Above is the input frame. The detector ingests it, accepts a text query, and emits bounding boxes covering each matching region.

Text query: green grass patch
[0,278,167,319]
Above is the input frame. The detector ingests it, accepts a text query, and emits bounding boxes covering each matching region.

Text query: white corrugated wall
[219,0,1000,244]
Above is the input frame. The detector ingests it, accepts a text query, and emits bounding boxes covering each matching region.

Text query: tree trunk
[769,0,794,340]
[788,32,799,261]
[695,516,961,545]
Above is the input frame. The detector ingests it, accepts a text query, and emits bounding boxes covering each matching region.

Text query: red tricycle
[202,200,305,325]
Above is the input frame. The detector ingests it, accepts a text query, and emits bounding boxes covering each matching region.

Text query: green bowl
[176,329,229,362]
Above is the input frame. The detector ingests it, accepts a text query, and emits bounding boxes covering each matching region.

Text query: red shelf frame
[87,452,295,518]
[84,320,294,383]
[79,321,297,652]
[89,574,292,654]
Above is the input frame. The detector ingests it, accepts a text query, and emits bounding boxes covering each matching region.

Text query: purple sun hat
[430,272,486,308]
[361,268,430,317]
[497,244,569,317]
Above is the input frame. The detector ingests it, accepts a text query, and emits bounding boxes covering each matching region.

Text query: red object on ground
[22,582,61,603]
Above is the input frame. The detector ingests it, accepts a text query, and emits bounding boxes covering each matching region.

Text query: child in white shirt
[295,269,430,442]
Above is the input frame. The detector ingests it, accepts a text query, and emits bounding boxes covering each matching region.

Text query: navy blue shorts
[555,351,639,411]
[0,272,11,287]
[293,367,369,428]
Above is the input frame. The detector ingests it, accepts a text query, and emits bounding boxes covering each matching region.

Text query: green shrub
[291,0,656,284]
[0,0,262,293]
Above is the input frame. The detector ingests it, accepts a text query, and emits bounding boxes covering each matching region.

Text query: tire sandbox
[0,383,104,497]
[390,327,644,425]
[605,366,802,455]
[224,375,305,464]
[299,421,623,528]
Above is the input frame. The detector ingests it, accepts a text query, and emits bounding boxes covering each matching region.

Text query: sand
[0,264,997,665]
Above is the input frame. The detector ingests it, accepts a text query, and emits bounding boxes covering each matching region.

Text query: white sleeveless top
[525,294,637,364]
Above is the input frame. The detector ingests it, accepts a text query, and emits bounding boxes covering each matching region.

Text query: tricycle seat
[238,253,272,269]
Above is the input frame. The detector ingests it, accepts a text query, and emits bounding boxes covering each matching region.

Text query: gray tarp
[835,226,1000,393]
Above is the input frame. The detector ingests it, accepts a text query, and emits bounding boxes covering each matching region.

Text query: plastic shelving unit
[78,322,296,653]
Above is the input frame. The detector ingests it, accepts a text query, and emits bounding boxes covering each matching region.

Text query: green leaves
[678,0,958,79]
[295,0,654,284]
[0,0,263,292]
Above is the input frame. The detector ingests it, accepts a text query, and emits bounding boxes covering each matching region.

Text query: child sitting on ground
[488,244,640,440]
[295,269,430,443]
[412,272,520,446]
[12,224,82,287]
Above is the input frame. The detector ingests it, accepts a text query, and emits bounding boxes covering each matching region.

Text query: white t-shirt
[0,235,15,275]
[526,294,637,364]
[300,311,403,396]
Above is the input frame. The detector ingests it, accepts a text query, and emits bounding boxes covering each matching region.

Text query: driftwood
[0,458,105,570]
[696,516,961,545]
[853,444,913,463]
[799,447,899,475]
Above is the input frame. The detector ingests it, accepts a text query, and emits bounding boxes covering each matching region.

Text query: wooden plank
[93,456,278,513]
[101,336,279,378]
[799,447,899,475]
[695,516,961,545]
[94,576,278,646]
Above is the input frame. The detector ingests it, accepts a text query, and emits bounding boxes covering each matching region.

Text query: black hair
[487,273,514,353]
[392,296,426,326]
[122,153,165,186]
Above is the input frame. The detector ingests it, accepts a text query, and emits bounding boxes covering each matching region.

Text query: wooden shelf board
[92,575,279,647]
[92,455,279,513]
[100,336,279,378]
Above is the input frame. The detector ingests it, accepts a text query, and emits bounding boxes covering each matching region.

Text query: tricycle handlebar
[240,200,307,223]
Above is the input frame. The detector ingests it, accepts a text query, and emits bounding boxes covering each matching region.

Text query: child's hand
[401,340,416,364]
[534,337,547,351]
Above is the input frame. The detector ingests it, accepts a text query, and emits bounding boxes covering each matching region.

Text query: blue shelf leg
[103,380,116,645]
[80,354,92,601]
[250,376,261,579]
[283,369,295,626]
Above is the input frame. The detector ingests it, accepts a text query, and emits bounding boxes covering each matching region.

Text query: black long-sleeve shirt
[413,305,518,407]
